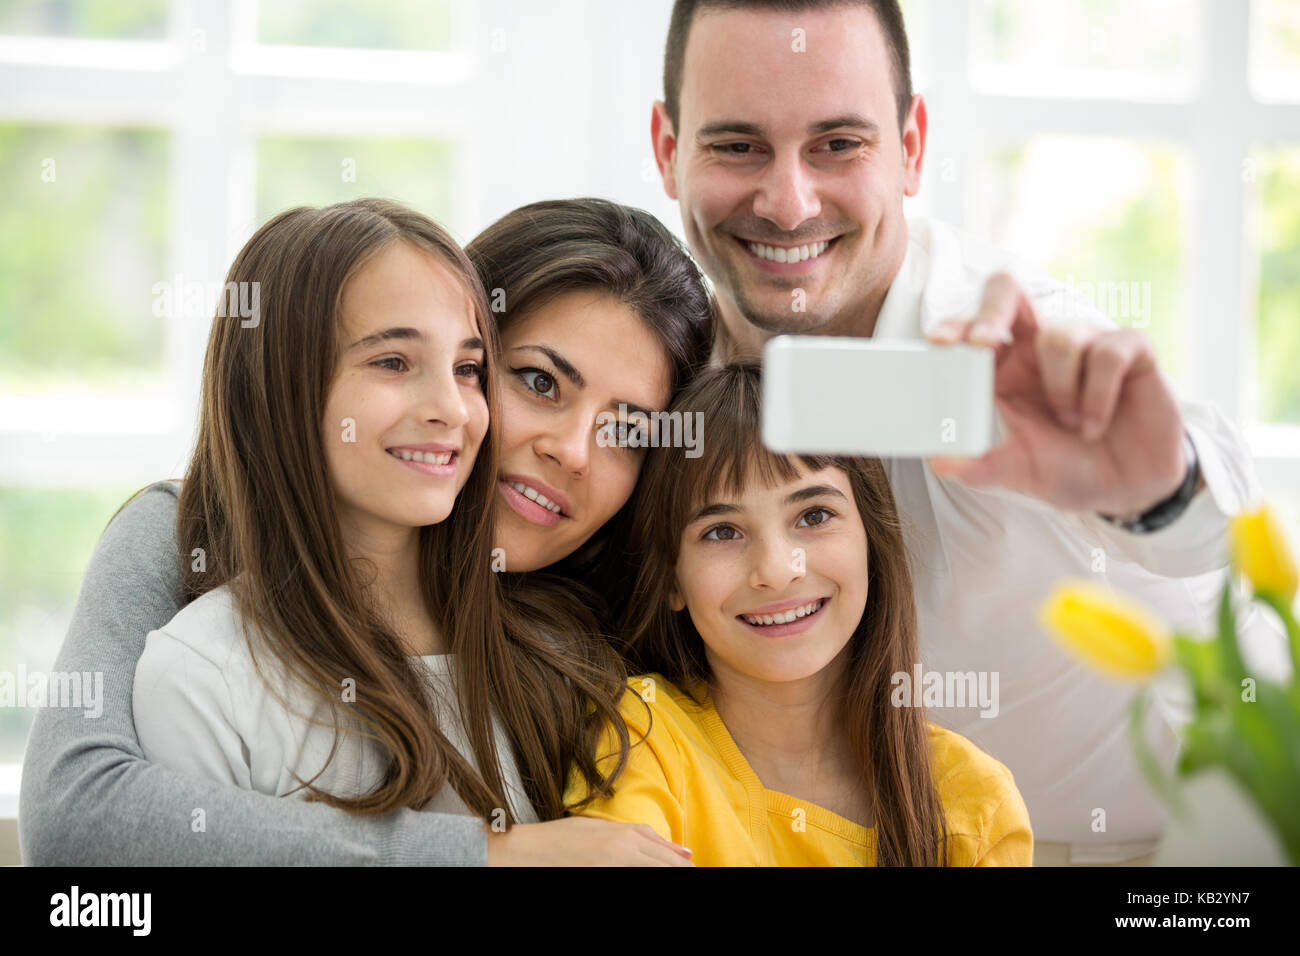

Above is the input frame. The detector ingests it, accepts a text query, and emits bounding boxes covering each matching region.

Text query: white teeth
[391,449,452,465]
[742,598,824,626]
[507,480,562,513]
[746,240,831,263]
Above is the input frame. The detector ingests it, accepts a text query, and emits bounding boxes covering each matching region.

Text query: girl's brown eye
[703,525,738,542]
[798,507,834,528]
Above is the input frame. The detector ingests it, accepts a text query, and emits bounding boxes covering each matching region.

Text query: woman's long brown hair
[616,363,949,865]
[176,197,628,822]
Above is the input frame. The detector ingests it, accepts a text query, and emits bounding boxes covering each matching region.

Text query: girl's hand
[486,816,695,866]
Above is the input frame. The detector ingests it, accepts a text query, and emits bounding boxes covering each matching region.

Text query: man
[649,0,1271,865]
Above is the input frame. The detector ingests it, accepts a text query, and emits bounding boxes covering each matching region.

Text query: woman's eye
[703,524,740,542]
[455,361,485,382]
[372,356,408,372]
[517,367,558,400]
[797,507,835,528]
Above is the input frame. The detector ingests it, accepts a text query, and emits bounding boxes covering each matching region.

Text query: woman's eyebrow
[348,328,483,353]
[510,344,584,387]
[687,501,741,523]
[785,484,849,505]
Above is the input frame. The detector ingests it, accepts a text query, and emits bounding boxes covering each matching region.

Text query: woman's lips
[498,479,565,527]
[735,596,830,637]
[387,449,458,478]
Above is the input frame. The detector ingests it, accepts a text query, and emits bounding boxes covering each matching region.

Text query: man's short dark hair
[663,0,913,134]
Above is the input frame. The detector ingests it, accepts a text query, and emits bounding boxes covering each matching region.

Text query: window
[908,0,1300,566]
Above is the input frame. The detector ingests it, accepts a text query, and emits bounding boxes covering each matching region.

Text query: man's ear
[651,100,679,201]
[901,93,928,198]
[668,584,686,612]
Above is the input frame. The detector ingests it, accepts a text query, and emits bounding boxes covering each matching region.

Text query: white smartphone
[761,336,996,457]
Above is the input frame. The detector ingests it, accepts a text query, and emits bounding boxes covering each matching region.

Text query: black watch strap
[1098,432,1200,534]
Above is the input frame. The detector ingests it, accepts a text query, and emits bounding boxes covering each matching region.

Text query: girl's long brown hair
[176,197,628,822]
[617,363,949,865]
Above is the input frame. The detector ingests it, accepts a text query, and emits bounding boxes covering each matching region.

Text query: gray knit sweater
[18,481,488,865]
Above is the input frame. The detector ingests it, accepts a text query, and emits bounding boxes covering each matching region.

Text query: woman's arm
[18,481,488,865]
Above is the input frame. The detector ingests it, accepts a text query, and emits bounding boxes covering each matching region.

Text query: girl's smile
[736,595,830,637]
[386,443,461,478]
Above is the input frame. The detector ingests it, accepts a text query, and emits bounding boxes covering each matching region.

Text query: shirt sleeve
[133,629,255,790]
[973,787,1035,867]
[1070,393,1263,579]
[564,688,686,845]
[17,481,489,866]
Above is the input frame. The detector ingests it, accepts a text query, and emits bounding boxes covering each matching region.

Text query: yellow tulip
[1039,582,1171,681]
[1230,506,1298,603]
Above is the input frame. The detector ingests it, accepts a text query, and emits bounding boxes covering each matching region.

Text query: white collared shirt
[733,216,1288,857]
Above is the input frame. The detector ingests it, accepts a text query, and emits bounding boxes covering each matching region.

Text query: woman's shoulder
[616,673,710,738]
[927,723,1024,813]
[147,582,252,673]
[927,722,1031,837]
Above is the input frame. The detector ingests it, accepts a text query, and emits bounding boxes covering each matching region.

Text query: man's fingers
[932,273,1040,350]
[1077,331,1149,440]
[1035,323,1094,428]
[968,272,1039,347]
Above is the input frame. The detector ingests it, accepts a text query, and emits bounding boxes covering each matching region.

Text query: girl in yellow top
[565,363,1033,866]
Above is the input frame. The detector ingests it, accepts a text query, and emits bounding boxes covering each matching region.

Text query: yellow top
[565,674,1034,866]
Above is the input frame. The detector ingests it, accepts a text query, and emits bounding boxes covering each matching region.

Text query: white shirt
[752,216,1285,859]
[132,584,537,824]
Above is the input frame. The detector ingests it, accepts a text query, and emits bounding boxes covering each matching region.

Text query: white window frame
[910,0,1300,502]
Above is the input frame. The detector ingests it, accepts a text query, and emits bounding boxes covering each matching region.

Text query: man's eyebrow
[686,484,848,524]
[509,344,584,388]
[695,115,880,140]
[807,114,880,138]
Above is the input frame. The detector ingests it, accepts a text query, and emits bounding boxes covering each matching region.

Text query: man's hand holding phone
[926,271,1202,517]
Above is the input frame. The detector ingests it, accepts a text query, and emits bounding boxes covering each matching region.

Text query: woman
[18,198,711,866]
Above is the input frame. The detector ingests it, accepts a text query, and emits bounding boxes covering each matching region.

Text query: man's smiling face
[654,3,925,341]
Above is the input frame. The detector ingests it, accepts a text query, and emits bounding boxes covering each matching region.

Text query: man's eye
[517,367,558,399]
[797,507,835,527]
[372,356,408,372]
[703,524,740,541]
[824,139,859,152]
[713,143,758,156]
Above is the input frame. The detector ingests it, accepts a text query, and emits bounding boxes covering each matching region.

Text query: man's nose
[751,151,822,233]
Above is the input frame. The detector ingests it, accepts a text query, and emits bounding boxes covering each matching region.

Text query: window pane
[1253,149,1300,424]
[0,486,138,762]
[1252,0,1300,101]
[257,0,454,51]
[256,135,454,226]
[972,0,1199,98]
[898,0,929,91]
[968,137,1188,383]
[0,0,167,39]
[0,124,168,395]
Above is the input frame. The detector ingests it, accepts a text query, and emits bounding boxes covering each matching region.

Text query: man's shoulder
[907,215,1112,331]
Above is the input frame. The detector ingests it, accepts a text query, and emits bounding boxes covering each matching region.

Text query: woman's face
[494,289,673,572]
[669,462,870,688]
[323,241,490,546]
